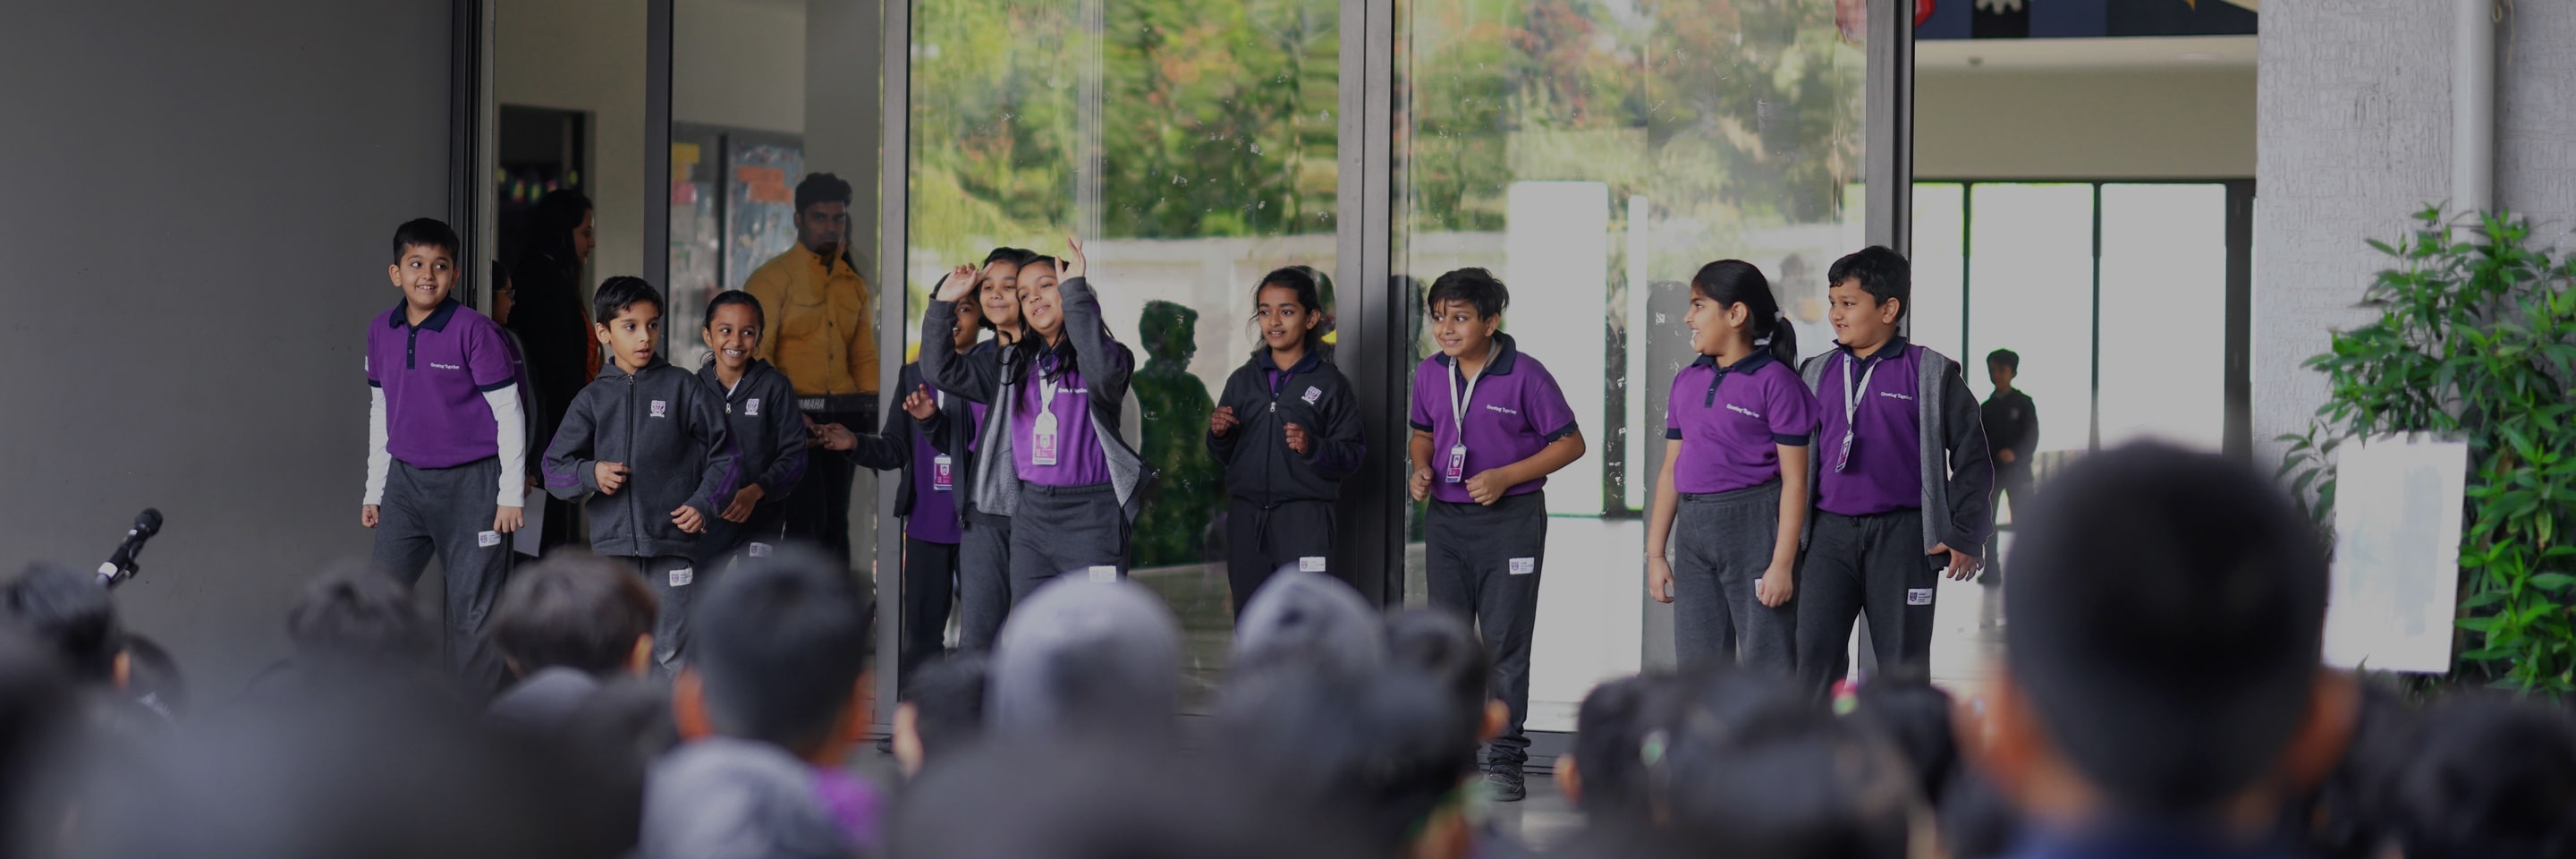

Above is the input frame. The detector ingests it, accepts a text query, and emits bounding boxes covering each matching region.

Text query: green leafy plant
[2278,207,2576,693]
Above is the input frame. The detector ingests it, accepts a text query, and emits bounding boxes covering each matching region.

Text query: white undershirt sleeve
[364,387,393,506]
[485,384,528,507]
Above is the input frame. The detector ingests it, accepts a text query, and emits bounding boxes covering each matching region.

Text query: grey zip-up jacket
[544,357,741,557]
[1797,338,1995,555]
[919,276,1148,524]
[696,360,808,516]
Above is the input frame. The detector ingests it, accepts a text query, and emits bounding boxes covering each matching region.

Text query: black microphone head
[133,509,161,538]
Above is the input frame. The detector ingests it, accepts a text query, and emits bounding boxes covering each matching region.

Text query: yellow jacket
[743,242,879,397]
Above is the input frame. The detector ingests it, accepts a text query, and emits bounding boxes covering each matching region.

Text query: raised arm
[920,265,1000,403]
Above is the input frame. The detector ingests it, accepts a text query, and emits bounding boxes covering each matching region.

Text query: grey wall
[2253,0,2576,465]
[0,1,453,690]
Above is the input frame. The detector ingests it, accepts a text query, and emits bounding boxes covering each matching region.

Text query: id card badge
[1445,444,1468,483]
[932,454,954,491]
[1031,412,1061,466]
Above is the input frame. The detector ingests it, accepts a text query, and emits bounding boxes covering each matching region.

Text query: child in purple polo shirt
[1646,260,1818,674]
[1404,268,1585,803]
[362,217,527,677]
[1792,246,1994,695]
[924,239,1143,601]
[820,294,986,693]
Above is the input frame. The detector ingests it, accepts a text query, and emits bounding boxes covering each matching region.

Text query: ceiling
[1918,35,2256,72]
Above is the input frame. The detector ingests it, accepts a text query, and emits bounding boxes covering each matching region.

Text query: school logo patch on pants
[1906,588,1935,606]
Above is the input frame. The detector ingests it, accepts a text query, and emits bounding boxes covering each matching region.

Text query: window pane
[2098,183,2227,450]
[1911,183,1967,361]
[1965,183,2094,457]
[1398,0,1866,731]
[910,0,1341,701]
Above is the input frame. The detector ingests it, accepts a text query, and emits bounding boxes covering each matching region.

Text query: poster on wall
[726,139,806,293]
[2324,435,2468,674]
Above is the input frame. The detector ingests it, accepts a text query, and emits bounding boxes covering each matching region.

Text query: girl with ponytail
[1643,259,1819,671]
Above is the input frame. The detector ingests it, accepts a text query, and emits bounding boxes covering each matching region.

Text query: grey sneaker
[1484,763,1526,803]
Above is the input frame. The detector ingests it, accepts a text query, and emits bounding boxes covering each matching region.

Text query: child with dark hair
[694,289,808,565]
[648,546,880,859]
[1648,259,1818,672]
[544,276,740,670]
[1793,246,1993,693]
[913,247,1032,651]
[1213,660,1486,858]
[364,217,530,676]
[819,289,983,692]
[1843,667,1958,809]
[492,260,547,560]
[485,554,659,732]
[269,563,439,692]
[1979,347,2036,597]
[1558,674,1656,817]
[1209,266,1366,612]
[0,564,123,686]
[892,653,987,779]
[1969,442,2357,859]
[923,240,1144,596]
[2292,682,2419,859]
[1407,267,1586,801]
[1644,707,1922,859]
[891,736,1375,859]
[2388,695,2576,859]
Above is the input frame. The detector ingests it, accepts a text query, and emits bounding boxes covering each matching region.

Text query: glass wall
[907,0,1343,695]
[1911,181,2236,464]
[1395,0,1868,731]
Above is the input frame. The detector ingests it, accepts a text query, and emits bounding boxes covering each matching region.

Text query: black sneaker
[1484,764,1526,803]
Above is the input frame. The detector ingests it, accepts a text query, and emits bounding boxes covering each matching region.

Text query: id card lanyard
[1033,357,1064,466]
[1445,341,1497,483]
[1834,351,1882,473]
[932,388,954,489]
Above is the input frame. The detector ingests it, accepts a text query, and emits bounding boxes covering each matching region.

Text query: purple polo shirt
[368,298,516,469]
[1814,337,1924,517]
[1664,351,1818,495]
[909,407,962,544]
[1406,333,1580,505]
[1013,350,1114,487]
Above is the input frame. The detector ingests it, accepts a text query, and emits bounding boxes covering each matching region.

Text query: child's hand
[1410,467,1433,502]
[672,505,708,534]
[1757,565,1795,607]
[1209,406,1239,438]
[596,462,630,495]
[903,385,939,421]
[1463,470,1511,505]
[1062,234,1088,280]
[721,484,765,523]
[817,423,860,452]
[493,506,524,535]
[361,505,379,529]
[1931,543,1980,581]
[1284,422,1310,455]
[1998,449,2018,464]
[1646,556,1675,604]
[934,264,978,302]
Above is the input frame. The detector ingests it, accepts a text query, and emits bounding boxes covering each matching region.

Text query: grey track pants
[1793,508,1937,695]
[1008,483,1131,601]
[1427,491,1547,770]
[1672,481,1797,675]
[957,509,1013,652]
[375,457,514,676]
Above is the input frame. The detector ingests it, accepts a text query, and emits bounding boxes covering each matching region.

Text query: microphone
[96,508,163,589]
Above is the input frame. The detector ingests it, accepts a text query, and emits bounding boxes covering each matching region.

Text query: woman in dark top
[507,188,598,553]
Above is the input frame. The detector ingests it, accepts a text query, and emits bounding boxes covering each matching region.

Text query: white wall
[0,0,452,689]
[2252,0,2576,467]
[498,0,649,283]
[675,0,806,133]
[1917,66,2256,179]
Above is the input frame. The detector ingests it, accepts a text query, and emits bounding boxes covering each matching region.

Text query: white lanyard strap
[1447,341,1498,438]
[1038,355,1065,414]
[1835,351,1883,472]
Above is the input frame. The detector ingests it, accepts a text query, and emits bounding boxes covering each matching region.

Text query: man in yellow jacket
[744,171,879,564]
